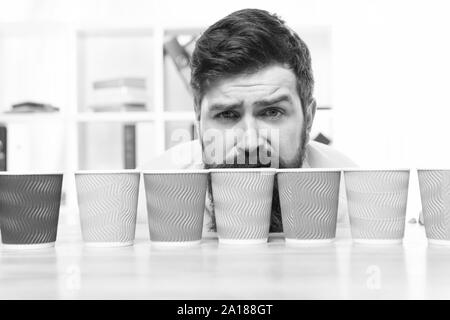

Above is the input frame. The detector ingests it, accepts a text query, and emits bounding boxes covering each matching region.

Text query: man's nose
[236,116,261,154]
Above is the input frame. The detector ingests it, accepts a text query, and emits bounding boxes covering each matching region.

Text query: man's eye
[215,111,240,120]
[260,108,284,119]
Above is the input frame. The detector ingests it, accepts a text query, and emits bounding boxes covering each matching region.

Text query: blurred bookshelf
[0,22,333,211]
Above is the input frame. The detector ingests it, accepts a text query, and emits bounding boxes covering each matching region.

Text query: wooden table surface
[0,215,448,300]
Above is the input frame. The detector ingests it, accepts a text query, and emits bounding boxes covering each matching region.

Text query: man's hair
[190,8,314,116]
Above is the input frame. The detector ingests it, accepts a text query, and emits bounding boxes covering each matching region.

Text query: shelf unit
[0,22,333,213]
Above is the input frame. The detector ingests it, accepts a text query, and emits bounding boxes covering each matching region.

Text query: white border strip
[343,168,410,172]
[219,238,268,245]
[285,238,334,245]
[150,240,201,247]
[75,170,140,175]
[428,239,450,246]
[84,241,134,248]
[209,168,276,174]
[2,242,55,250]
[353,239,403,245]
[276,168,342,173]
[0,172,64,176]
[142,169,208,175]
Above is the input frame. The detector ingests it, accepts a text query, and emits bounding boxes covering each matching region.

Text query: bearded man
[146,8,356,235]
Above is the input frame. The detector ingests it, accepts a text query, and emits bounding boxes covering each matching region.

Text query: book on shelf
[89,103,146,112]
[0,125,6,171]
[190,122,197,140]
[123,124,136,169]
[93,78,146,90]
[4,101,59,113]
[90,77,149,112]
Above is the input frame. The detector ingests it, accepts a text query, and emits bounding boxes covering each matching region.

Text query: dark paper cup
[0,173,63,249]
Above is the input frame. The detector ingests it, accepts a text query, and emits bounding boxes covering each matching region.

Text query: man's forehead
[202,65,298,106]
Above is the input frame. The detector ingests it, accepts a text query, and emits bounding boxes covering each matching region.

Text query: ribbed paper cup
[418,169,450,245]
[75,170,140,247]
[143,170,208,247]
[210,168,276,245]
[0,173,63,249]
[277,169,341,244]
[344,169,410,244]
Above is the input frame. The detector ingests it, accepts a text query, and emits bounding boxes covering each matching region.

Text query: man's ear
[305,98,317,133]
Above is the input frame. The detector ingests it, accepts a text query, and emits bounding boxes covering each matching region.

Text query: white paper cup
[75,170,140,247]
[210,168,276,244]
[143,170,208,246]
[418,169,450,245]
[277,169,341,243]
[344,169,410,243]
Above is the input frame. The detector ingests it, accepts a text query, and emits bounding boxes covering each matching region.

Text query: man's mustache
[206,162,272,169]
[205,149,274,169]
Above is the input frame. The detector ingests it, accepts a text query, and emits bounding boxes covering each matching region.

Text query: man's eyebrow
[254,95,292,107]
[208,102,243,112]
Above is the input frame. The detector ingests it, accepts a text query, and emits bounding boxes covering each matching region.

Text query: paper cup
[75,170,140,247]
[143,170,208,246]
[277,169,341,244]
[418,169,450,245]
[344,169,410,243]
[0,173,63,248]
[210,168,276,244]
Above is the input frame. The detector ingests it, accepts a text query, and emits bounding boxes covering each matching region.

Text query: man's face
[198,64,313,168]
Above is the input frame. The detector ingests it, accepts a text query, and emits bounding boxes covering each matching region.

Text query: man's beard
[201,129,308,233]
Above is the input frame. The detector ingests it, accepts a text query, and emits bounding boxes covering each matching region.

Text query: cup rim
[75,169,140,175]
[208,168,277,174]
[142,169,209,175]
[417,168,450,172]
[276,168,342,173]
[0,172,64,176]
[343,168,410,172]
